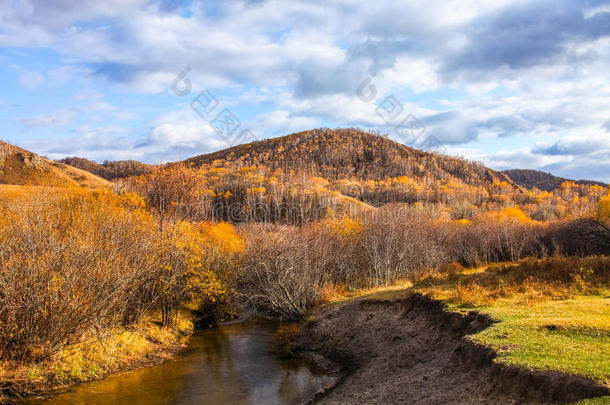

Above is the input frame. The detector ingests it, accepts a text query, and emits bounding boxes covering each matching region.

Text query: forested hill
[185,128,514,187]
[502,169,607,192]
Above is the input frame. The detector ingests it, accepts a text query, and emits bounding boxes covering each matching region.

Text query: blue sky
[1,0,610,182]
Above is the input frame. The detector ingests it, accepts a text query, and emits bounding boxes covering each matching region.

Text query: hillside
[502,169,607,192]
[58,157,154,180]
[185,128,514,187]
[0,141,109,189]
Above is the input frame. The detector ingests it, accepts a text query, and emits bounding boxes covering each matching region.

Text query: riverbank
[294,293,609,404]
[293,257,610,404]
[0,313,194,403]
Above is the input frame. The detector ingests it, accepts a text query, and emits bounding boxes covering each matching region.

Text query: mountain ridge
[502,169,607,192]
[10,129,605,193]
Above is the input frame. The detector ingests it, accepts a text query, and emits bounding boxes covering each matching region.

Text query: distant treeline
[59,157,154,180]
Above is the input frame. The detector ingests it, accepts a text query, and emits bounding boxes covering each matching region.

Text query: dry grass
[320,282,350,303]
[451,279,574,307]
[319,280,414,305]
[418,256,610,307]
[0,312,193,402]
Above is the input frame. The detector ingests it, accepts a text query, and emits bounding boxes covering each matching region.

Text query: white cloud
[150,123,221,149]
[2,0,610,181]
[48,65,87,83]
[381,58,439,94]
[20,110,75,128]
[248,110,320,137]
[484,149,568,171]
[18,70,45,90]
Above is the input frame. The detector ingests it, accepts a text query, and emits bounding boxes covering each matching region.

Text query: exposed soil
[294,293,610,405]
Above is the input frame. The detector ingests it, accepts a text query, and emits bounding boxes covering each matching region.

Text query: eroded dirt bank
[294,293,609,405]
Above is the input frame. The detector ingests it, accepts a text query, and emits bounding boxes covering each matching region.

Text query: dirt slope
[295,294,609,405]
[0,141,109,189]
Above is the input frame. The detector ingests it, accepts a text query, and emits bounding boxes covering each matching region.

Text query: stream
[22,318,332,405]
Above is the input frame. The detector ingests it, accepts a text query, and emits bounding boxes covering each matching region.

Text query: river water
[23,318,331,405]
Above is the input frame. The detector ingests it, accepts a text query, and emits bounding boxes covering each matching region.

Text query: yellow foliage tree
[498,206,531,223]
[200,222,245,256]
[599,195,610,223]
[158,221,233,325]
[326,216,362,239]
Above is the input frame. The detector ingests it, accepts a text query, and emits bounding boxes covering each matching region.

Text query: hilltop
[0,141,109,189]
[502,169,607,192]
[185,128,514,187]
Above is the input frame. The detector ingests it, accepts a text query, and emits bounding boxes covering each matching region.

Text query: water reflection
[23,318,329,405]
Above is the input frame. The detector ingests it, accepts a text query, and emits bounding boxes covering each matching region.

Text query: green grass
[462,295,610,383]
[342,258,610,385]
[577,396,610,404]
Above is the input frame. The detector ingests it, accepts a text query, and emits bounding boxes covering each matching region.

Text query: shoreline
[4,290,608,404]
[293,292,610,405]
[0,316,194,404]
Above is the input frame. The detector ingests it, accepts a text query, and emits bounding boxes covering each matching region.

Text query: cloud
[532,135,610,156]
[422,111,479,145]
[483,148,566,171]
[541,160,610,182]
[19,100,134,129]
[18,125,132,160]
[18,70,45,90]
[5,0,610,104]
[23,121,223,163]
[47,65,87,83]
[484,133,610,182]
[43,126,131,154]
[248,110,320,137]
[149,122,221,149]
[20,110,75,128]
[77,101,136,121]
[444,0,610,74]
[140,108,243,161]
[0,99,20,109]
[2,0,610,181]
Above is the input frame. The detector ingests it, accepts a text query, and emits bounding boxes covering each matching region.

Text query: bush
[358,206,449,286]
[236,224,328,320]
[448,211,547,266]
[0,188,235,361]
[0,188,158,361]
[545,219,610,256]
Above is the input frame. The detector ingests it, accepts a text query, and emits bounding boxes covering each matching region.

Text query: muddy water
[23,318,331,405]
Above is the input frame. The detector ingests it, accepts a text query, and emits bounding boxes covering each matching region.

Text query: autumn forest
[0,129,609,402]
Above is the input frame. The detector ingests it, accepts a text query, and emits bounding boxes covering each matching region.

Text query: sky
[1,0,610,182]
